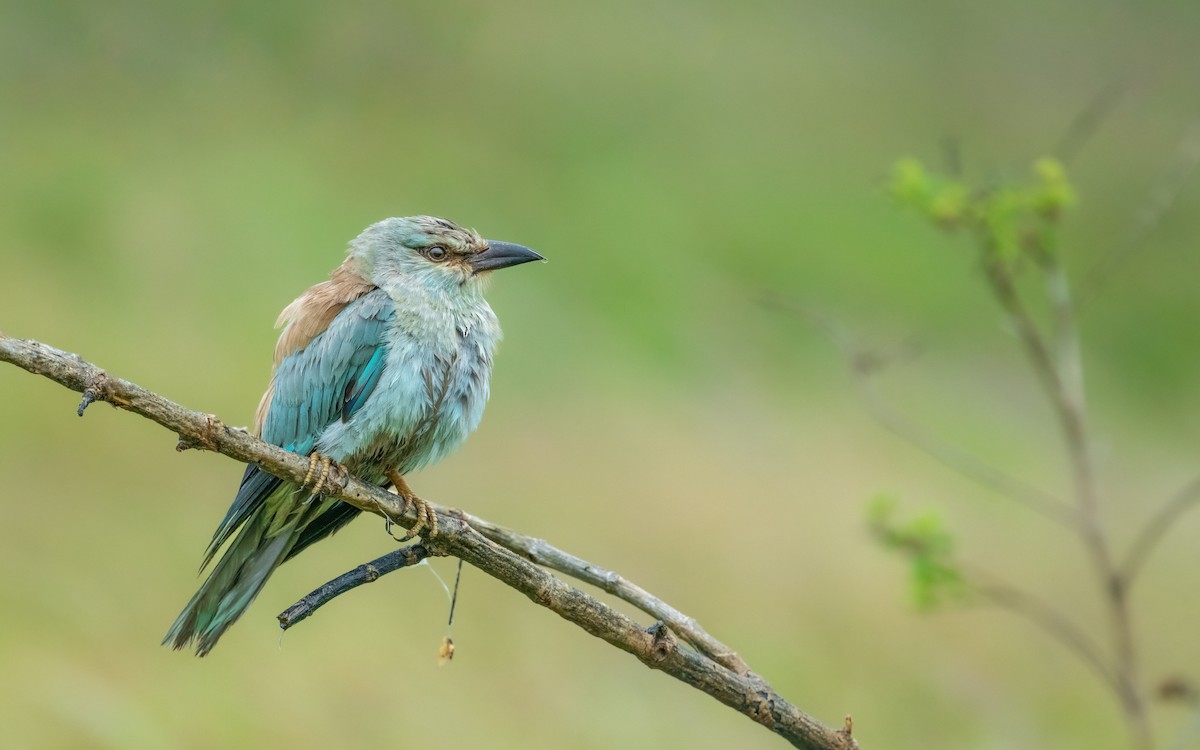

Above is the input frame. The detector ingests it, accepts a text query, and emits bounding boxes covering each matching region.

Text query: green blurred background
[2,1,1199,748]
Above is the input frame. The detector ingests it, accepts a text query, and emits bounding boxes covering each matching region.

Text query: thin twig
[969,573,1119,694]
[1044,257,1149,750]
[1053,81,1125,167]
[0,333,856,750]
[852,373,1077,528]
[278,543,434,629]
[1122,475,1200,583]
[940,135,963,178]
[775,299,1076,527]
[988,259,1152,750]
[983,264,1064,405]
[1083,114,1200,303]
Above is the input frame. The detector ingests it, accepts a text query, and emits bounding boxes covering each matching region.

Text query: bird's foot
[302,451,343,497]
[386,470,439,541]
[382,498,438,542]
[403,495,439,540]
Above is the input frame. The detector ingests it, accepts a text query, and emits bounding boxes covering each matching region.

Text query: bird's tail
[164,492,317,656]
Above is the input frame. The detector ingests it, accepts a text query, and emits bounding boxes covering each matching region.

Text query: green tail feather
[165,485,331,656]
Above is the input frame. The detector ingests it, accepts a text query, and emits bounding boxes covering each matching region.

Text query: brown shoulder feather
[273,259,377,363]
[252,258,376,436]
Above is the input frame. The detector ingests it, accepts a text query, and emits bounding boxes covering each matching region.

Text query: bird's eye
[424,245,448,261]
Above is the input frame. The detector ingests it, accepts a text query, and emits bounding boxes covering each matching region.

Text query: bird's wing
[260,287,395,451]
[201,287,395,568]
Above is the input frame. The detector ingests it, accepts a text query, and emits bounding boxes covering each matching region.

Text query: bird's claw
[384,514,406,542]
[388,493,438,542]
[302,452,341,497]
[404,494,439,540]
[384,505,432,542]
[385,470,439,541]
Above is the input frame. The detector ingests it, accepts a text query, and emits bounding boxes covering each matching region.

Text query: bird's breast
[318,304,500,478]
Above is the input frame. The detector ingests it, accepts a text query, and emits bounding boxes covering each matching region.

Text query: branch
[776,300,1077,527]
[1122,475,1200,584]
[1082,113,1200,303]
[966,569,1118,694]
[987,260,1153,750]
[278,543,434,629]
[0,333,857,750]
[462,512,751,675]
[851,368,1077,528]
[1053,80,1125,168]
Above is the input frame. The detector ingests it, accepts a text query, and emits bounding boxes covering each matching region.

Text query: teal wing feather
[201,288,395,566]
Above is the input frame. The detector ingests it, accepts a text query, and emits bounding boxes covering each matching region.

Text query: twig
[462,512,751,675]
[940,135,963,178]
[967,570,1118,694]
[1053,81,1125,167]
[278,543,434,629]
[983,264,1064,405]
[1083,113,1200,303]
[851,371,1077,528]
[0,332,857,750]
[776,299,1076,527]
[1122,475,1200,584]
[1044,256,1149,750]
[987,259,1152,750]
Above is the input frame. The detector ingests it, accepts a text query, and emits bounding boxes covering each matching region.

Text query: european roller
[165,216,542,655]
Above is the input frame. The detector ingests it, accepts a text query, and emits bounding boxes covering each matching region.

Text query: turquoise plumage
[165,216,541,655]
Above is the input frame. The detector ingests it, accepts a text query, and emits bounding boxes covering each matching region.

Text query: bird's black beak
[469,240,544,274]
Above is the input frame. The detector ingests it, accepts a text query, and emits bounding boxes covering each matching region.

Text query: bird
[164,216,542,656]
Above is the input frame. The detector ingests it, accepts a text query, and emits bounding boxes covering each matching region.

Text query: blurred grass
[3,1,1200,748]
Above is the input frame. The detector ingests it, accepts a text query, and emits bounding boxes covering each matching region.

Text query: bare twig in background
[940,135,963,178]
[851,371,1077,528]
[970,573,1118,693]
[770,298,1076,528]
[1053,80,1125,167]
[1122,475,1200,584]
[1083,113,1200,301]
[772,230,1172,749]
[789,129,1196,748]
[0,332,857,750]
[779,294,1151,731]
[997,253,1151,750]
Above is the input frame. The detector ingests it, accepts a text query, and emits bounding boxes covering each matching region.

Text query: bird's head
[347,216,542,299]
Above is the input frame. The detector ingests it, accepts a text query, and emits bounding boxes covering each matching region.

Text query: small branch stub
[76,371,130,416]
[647,621,677,663]
[77,390,98,416]
[176,414,226,452]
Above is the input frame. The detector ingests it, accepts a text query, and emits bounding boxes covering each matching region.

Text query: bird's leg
[382,470,421,541]
[386,469,439,540]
